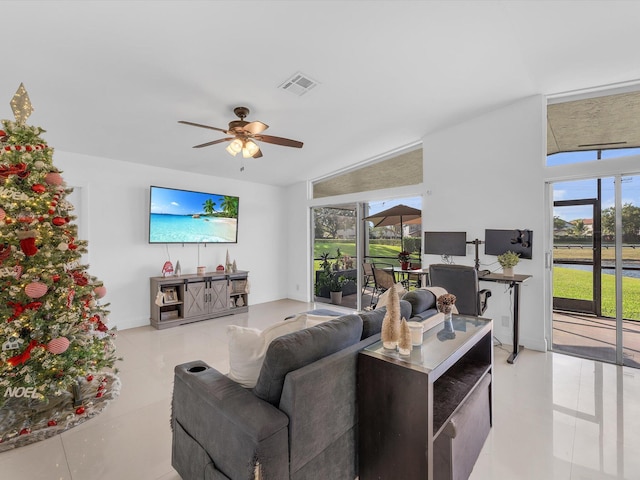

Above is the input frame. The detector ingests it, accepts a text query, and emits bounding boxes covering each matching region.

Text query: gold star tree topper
[11,83,34,124]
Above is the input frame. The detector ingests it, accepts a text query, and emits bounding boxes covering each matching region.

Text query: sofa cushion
[227,314,307,388]
[359,299,413,340]
[253,314,363,406]
[305,313,340,327]
[402,288,437,318]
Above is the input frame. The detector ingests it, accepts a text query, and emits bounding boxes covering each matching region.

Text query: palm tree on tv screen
[221,196,238,218]
[202,198,216,216]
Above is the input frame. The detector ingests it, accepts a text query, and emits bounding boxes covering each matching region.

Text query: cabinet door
[183,281,206,318]
[207,279,229,313]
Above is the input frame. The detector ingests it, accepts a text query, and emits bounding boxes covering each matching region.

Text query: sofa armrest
[172,360,289,480]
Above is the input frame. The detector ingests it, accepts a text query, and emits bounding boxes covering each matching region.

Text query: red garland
[6,301,43,322]
[0,144,47,155]
[7,339,43,366]
[0,162,29,179]
[97,319,109,332]
[70,270,88,286]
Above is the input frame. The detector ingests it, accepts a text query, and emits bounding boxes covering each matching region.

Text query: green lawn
[314,240,405,259]
[313,240,410,269]
[554,266,640,319]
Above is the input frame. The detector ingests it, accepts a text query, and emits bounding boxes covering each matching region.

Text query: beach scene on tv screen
[150,188,238,243]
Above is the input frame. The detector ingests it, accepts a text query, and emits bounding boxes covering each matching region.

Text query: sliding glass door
[312,205,358,309]
[551,175,640,367]
[620,175,640,366]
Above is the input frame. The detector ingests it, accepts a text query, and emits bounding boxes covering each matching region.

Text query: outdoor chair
[371,263,397,307]
[362,262,375,295]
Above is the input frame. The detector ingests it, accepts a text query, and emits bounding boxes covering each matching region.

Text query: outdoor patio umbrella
[363,204,421,250]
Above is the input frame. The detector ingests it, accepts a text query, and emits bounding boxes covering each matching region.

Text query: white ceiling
[3,1,640,187]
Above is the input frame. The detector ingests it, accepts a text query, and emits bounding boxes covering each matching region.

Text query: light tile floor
[1,299,640,480]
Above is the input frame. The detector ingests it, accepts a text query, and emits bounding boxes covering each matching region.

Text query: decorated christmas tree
[0,85,119,450]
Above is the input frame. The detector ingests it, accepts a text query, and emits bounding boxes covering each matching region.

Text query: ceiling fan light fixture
[243,140,259,158]
[226,138,243,156]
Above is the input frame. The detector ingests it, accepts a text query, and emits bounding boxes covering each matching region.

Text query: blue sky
[368,196,421,216]
[150,187,231,216]
[550,150,639,221]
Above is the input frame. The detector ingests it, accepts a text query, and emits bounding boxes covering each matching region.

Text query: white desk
[479,272,531,363]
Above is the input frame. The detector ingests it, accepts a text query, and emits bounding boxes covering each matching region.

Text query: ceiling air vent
[278,72,318,96]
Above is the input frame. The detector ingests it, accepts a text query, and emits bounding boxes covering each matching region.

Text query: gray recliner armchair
[428,264,491,316]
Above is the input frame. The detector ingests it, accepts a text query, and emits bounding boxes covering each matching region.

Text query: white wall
[56,151,288,331]
[285,181,310,302]
[422,95,547,350]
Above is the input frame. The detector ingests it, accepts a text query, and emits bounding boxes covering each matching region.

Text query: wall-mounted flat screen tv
[149,186,239,244]
[484,229,532,259]
[424,231,467,256]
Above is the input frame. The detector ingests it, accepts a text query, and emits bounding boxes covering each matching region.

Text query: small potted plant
[497,251,520,277]
[398,250,411,270]
[328,274,351,304]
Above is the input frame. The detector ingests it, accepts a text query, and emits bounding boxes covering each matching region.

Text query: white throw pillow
[375,282,407,310]
[227,314,307,388]
[305,313,338,327]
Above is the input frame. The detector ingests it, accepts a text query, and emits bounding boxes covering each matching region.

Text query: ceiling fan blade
[254,134,303,148]
[178,120,228,134]
[192,137,234,148]
[244,121,269,135]
[252,148,263,159]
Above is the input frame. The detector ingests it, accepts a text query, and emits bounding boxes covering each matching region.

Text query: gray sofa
[171,301,412,480]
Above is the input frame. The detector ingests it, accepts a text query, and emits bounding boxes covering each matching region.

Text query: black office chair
[428,264,492,316]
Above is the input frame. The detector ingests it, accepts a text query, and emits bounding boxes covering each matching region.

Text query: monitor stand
[466,239,483,271]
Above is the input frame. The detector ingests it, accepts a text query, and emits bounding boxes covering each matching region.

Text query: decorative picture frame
[163,287,177,303]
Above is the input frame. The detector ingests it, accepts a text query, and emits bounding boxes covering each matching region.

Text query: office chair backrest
[428,264,481,316]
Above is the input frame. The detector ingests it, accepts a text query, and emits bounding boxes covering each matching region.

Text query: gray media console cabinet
[358,314,493,480]
[149,271,249,329]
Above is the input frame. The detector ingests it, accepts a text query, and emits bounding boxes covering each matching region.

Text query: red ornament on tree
[75,406,85,415]
[44,172,63,186]
[16,230,38,256]
[46,337,70,354]
[94,286,107,299]
[31,184,46,194]
[25,281,48,298]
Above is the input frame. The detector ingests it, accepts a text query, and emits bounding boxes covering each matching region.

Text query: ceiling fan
[179,106,303,159]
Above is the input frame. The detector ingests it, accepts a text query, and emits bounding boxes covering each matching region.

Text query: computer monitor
[424,231,467,256]
[484,229,532,259]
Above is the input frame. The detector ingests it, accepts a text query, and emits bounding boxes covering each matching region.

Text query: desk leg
[507,282,521,364]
